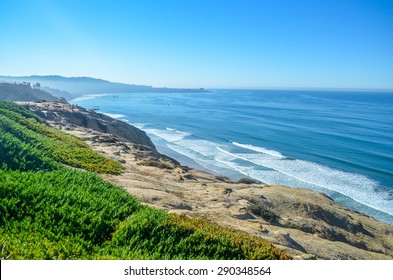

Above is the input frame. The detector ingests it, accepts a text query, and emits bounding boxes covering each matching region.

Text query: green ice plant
[0,101,288,260]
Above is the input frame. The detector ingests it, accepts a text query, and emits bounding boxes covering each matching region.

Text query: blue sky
[1,0,392,89]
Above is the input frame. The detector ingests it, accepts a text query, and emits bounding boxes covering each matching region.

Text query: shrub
[108,209,288,260]
[138,160,174,169]
[237,177,262,184]
[248,205,279,223]
[215,176,232,183]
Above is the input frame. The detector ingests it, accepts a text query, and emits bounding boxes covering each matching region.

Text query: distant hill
[0,75,207,98]
[41,86,74,100]
[0,82,67,103]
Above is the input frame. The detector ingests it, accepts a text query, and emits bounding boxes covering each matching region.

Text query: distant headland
[0,75,207,100]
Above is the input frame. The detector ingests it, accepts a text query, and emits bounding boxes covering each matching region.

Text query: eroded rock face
[249,186,393,259]
[22,102,156,149]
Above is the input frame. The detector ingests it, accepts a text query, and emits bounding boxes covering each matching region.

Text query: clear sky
[1,0,392,89]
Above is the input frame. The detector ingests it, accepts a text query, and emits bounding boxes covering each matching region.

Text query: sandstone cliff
[22,102,156,150]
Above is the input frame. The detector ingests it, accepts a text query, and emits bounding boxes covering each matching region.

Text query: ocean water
[72,89,393,224]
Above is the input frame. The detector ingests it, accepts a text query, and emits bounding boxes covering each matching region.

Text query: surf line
[215,146,392,216]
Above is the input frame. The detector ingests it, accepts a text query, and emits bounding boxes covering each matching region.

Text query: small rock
[296,254,317,260]
[183,174,195,180]
[223,188,233,195]
[260,227,269,234]
[175,175,184,182]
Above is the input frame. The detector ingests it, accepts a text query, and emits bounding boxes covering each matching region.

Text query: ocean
[72,89,393,224]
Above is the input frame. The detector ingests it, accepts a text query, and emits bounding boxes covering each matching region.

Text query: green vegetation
[237,177,262,184]
[0,169,138,259]
[215,175,232,183]
[138,160,174,169]
[248,205,279,223]
[108,212,287,259]
[0,101,288,260]
[0,101,123,174]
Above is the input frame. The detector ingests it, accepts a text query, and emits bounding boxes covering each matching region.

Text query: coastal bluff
[0,83,67,103]
[22,102,393,260]
[21,102,156,150]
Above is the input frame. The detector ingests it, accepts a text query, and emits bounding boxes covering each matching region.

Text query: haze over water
[73,89,393,224]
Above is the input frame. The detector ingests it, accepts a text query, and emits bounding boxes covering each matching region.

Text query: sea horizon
[206,87,393,93]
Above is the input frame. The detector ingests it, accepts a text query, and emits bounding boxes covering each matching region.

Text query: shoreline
[21,101,393,260]
[113,115,393,225]
[69,92,393,225]
[155,144,220,176]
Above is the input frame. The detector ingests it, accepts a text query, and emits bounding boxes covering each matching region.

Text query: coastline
[21,102,393,260]
[70,89,393,225]
[155,144,220,176]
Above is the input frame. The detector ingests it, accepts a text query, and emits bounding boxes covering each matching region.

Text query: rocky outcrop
[240,186,393,259]
[20,102,156,150]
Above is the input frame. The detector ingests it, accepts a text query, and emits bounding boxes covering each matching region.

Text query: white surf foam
[208,145,393,217]
[167,143,235,174]
[147,127,220,158]
[221,149,393,216]
[145,128,191,143]
[103,113,126,119]
[144,128,393,218]
[232,141,285,158]
[131,123,146,129]
[175,139,220,157]
[71,93,110,102]
[217,146,241,158]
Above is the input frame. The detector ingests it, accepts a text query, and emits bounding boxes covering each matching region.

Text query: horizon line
[208,86,393,92]
[1,74,392,92]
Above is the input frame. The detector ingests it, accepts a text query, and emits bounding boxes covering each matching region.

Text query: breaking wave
[144,127,393,220]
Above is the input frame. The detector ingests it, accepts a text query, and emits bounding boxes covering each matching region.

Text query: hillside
[0,101,287,260]
[41,86,74,100]
[8,101,393,260]
[24,102,156,150]
[0,75,207,98]
[0,83,67,103]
